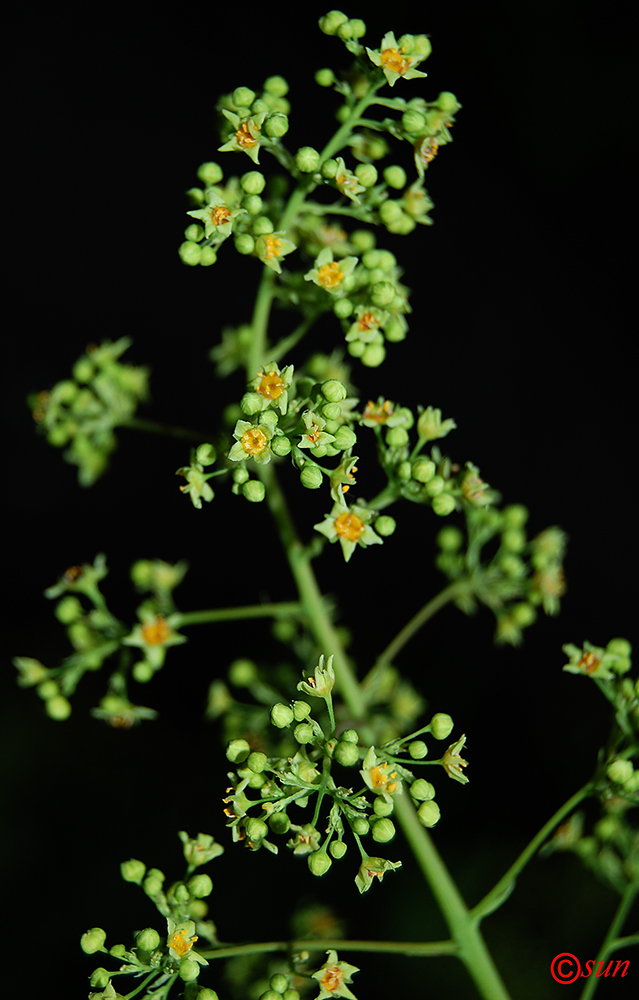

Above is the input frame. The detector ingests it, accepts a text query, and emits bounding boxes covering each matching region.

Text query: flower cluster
[14,555,190,721]
[29,338,149,486]
[82,833,224,998]
[222,657,466,893]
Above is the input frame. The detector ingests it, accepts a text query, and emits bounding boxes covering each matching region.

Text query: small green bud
[72,357,94,382]
[178,240,202,266]
[355,163,378,187]
[247,751,268,773]
[384,316,406,342]
[437,526,463,551]
[333,426,357,450]
[347,17,366,38]
[502,528,526,552]
[200,247,217,267]
[341,728,359,743]
[432,493,456,517]
[412,458,436,483]
[81,928,107,954]
[410,779,436,802]
[315,68,335,87]
[240,392,264,415]
[361,343,386,367]
[607,759,634,784]
[271,435,292,457]
[252,216,274,236]
[300,464,323,489]
[188,873,213,898]
[294,722,315,744]
[265,113,289,138]
[271,703,294,728]
[269,812,291,835]
[370,281,395,307]
[90,969,110,989]
[55,595,83,624]
[430,713,454,739]
[386,426,409,447]
[296,146,321,173]
[319,10,349,35]
[374,516,396,537]
[226,738,251,763]
[242,194,263,215]
[373,797,394,817]
[197,991,220,1000]
[398,461,412,480]
[321,379,347,402]
[136,928,160,952]
[308,850,332,876]
[511,602,537,627]
[245,817,269,842]
[607,638,632,657]
[109,944,126,958]
[45,695,71,720]
[409,740,428,759]
[260,992,281,1000]
[384,165,407,189]
[348,340,365,359]
[197,162,223,184]
[351,817,370,836]
[333,296,353,318]
[243,480,266,502]
[417,800,441,828]
[184,223,204,241]
[372,818,396,843]
[179,958,200,982]
[330,840,348,859]
[234,233,255,255]
[233,466,250,485]
[401,109,425,134]
[143,869,165,896]
[425,476,444,496]
[321,157,338,179]
[233,86,255,107]
[503,503,528,528]
[283,991,301,1000]
[334,740,359,767]
[196,443,216,465]
[292,700,312,721]
[270,974,290,994]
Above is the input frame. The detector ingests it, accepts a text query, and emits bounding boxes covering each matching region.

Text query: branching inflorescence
[17,10,638,1000]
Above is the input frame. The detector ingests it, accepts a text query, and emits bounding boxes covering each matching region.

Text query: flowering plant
[11,8,637,1000]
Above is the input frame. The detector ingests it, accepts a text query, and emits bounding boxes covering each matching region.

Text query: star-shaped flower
[441,735,469,784]
[311,950,360,999]
[218,110,267,164]
[255,232,297,273]
[248,362,294,414]
[228,419,274,465]
[354,856,402,894]
[186,188,245,241]
[304,248,358,295]
[314,499,383,562]
[366,32,428,87]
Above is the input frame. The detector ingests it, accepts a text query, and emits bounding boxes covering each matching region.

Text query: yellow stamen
[168,929,198,958]
[211,205,231,226]
[381,47,411,75]
[317,261,344,289]
[235,122,258,148]
[142,615,171,645]
[321,967,344,992]
[261,237,283,259]
[579,652,600,675]
[240,427,268,455]
[256,370,285,399]
[334,511,364,542]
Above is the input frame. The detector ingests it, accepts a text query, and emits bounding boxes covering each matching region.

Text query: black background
[3,2,636,998]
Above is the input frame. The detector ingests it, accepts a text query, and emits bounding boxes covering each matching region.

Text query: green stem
[260,461,512,1000]
[172,601,302,629]
[374,579,472,669]
[394,794,512,1000]
[472,784,593,922]
[247,266,277,376]
[578,878,639,1000]
[200,937,458,960]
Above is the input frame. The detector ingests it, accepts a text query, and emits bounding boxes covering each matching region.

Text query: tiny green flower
[248,363,294,415]
[186,189,245,240]
[298,653,335,698]
[218,110,267,163]
[361,747,402,799]
[255,232,297,274]
[329,452,359,503]
[417,405,456,442]
[333,157,366,202]
[298,410,336,451]
[178,830,224,866]
[366,31,429,87]
[304,248,358,295]
[314,499,383,562]
[355,856,402,893]
[562,641,615,680]
[311,950,360,999]
[346,306,389,344]
[441,734,469,784]
[228,419,274,464]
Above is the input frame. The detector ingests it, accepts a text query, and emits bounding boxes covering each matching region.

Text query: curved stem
[200,937,458,960]
[578,878,639,1000]
[121,417,214,442]
[172,601,302,629]
[374,579,472,669]
[472,784,593,922]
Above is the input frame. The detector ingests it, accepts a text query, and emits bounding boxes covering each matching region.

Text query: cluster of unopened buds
[223,656,467,892]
